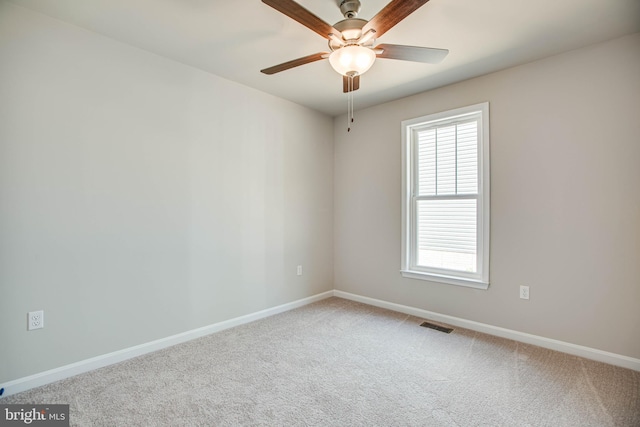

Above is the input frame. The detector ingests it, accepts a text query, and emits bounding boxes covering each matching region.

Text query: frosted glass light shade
[329,45,376,76]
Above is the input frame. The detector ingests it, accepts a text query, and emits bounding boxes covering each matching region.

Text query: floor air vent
[420,321,454,334]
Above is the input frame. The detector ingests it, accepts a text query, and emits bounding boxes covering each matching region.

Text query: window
[401,103,490,289]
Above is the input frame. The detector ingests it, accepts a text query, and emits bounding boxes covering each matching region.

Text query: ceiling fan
[260,0,449,93]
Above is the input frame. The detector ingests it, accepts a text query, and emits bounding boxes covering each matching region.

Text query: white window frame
[401,102,490,289]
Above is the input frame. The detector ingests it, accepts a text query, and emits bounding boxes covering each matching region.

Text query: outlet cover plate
[520,286,530,300]
[28,310,44,330]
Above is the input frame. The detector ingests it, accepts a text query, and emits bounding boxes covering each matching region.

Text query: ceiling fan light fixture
[329,45,376,76]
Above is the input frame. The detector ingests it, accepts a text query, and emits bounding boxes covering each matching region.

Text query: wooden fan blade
[343,75,361,93]
[262,0,341,39]
[261,52,329,75]
[376,44,448,64]
[363,0,430,38]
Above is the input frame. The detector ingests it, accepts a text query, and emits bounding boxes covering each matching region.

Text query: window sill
[400,270,489,290]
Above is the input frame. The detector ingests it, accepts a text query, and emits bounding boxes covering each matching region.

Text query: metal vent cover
[420,321,454,334]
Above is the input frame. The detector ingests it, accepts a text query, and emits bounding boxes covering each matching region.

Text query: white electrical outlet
[520,286,530,300]
[297,265,303,276]
[28,310,44,330]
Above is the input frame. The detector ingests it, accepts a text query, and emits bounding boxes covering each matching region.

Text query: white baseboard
[0,291,334,398]
[333,290,640,371]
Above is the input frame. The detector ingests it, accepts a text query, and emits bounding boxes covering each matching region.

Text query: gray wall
[0,3,334,383]
[334,33,640,360]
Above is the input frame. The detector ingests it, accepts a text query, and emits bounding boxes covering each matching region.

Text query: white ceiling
[8,0,640,116]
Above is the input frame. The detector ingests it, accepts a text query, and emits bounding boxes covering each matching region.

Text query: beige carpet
[3,297,639,426]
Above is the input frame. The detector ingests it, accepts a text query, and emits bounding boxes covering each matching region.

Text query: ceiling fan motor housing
[339,0,361,18]
[329,18,371,51]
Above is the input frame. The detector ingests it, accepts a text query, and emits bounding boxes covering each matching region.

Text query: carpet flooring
[3,297,640,426]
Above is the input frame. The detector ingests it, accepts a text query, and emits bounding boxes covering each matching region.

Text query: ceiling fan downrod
[339,0,361,18]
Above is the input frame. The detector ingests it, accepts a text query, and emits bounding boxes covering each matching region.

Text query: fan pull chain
[347,76,351,132]
[347,73,355,132]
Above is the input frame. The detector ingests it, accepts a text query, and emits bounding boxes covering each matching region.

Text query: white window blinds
[417,120,478,196]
